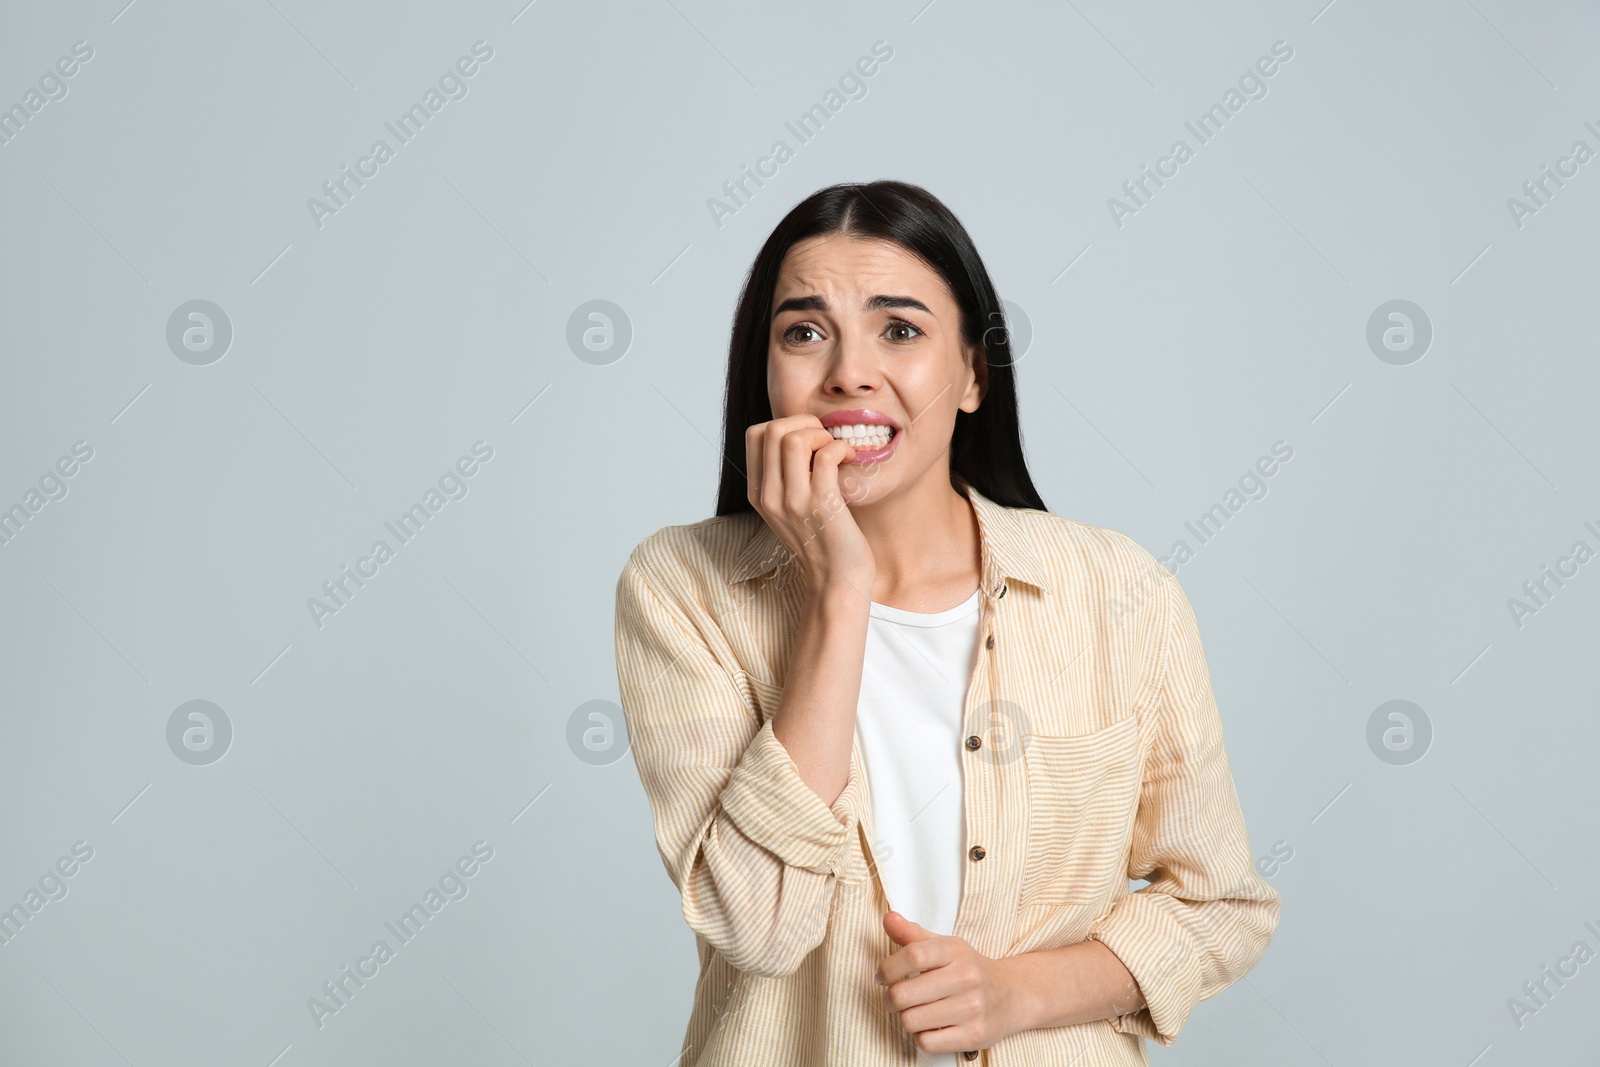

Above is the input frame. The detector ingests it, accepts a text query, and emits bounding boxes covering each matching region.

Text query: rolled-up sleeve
[719,718,862,874]
[614,551,865,978]
[1086,566,1282,1045]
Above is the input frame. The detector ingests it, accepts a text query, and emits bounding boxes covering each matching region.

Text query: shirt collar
[726,476,1050,596]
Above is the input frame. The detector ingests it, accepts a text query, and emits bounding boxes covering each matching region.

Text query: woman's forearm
[1005,938,1147,1031]
[770,581,872,807]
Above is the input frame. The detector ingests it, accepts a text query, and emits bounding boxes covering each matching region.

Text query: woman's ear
[960,342,987,412]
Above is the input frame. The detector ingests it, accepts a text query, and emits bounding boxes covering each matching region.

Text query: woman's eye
[781,321,921,344]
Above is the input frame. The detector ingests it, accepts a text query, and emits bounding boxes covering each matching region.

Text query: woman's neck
[851,472,982,612]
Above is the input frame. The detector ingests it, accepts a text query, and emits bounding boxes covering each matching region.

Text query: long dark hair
[713,180,1048,516]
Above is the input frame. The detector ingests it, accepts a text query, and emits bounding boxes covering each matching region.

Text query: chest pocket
[1019,714,1144,906]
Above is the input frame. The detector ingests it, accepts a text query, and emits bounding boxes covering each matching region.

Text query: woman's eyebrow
[772,294,933,317]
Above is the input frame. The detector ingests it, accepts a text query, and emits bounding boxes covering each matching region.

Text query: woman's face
[766,233,984,503]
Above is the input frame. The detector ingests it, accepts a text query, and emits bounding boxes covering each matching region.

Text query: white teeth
[829,423,893,444]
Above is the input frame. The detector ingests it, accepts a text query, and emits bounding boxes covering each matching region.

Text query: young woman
[614,181,1280,1066]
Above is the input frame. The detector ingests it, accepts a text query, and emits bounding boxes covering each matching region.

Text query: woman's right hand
[745,415,876,593]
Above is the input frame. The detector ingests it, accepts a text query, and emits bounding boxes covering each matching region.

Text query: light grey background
[2,0,1596,1063]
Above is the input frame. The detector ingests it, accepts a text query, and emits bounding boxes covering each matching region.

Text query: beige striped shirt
[613,476,1280,1065]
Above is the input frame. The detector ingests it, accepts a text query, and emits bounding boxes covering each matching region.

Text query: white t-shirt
[854,588,983,1065]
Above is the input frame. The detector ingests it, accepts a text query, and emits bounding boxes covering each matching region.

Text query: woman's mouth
[830,424,900,464]
[827,423,895,449]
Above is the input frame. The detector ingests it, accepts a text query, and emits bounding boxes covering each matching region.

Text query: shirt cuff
[719,719,863,876]
[1086,891,1205,1046]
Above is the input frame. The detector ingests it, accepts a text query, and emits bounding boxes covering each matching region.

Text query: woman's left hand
[875,911,1035,1055]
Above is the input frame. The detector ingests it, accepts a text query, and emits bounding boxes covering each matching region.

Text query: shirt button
[963,1051,979,1061]
[969,845,986,862]
[965,734,982,751]
[996,585,1006,599]
[985,633,994,650]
